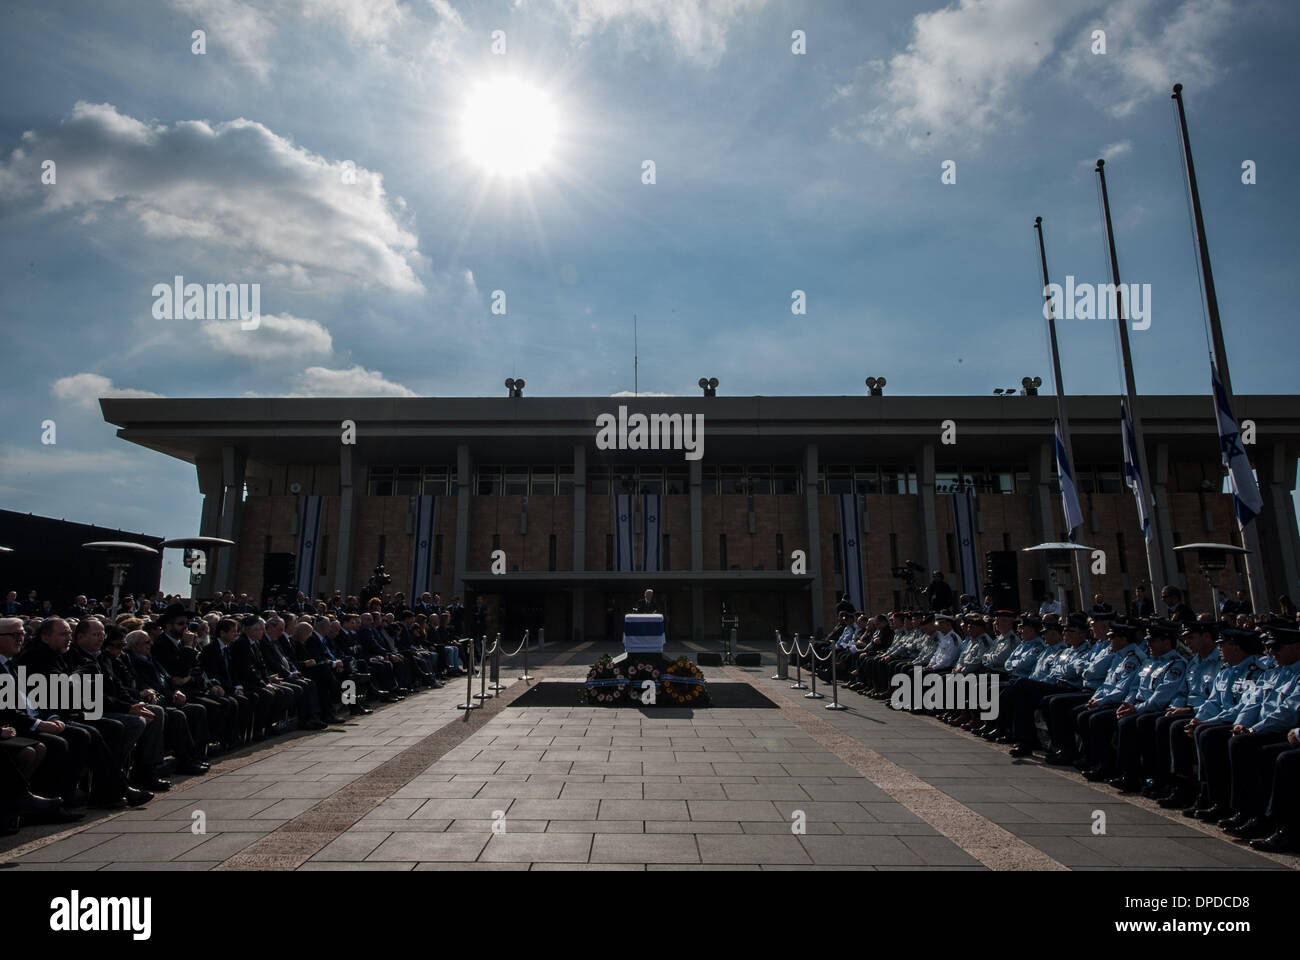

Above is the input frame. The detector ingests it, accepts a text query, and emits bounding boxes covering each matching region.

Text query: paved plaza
[2,640,1295,871]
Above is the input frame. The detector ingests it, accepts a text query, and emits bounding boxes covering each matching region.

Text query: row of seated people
[809,605,1300,854]
[0,603,475,836]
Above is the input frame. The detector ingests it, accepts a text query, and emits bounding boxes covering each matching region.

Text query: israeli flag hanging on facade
[1120,400,1154,544]
[295,494,323,596]
[1211,363,1262,526]
[1054,420,1085,541]
[409,494,438,599]
[641,493,661,572]
[838,493,865,612]
[951,490,981,597]
[614,493,635,572]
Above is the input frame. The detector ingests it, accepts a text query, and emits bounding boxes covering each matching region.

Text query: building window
[826,466,852,495]
[773,467,800,495]
[666,467,688,496]
[477,466,501,496]
[548,534,557,572]
[557,468,575,495]
[719,534,728,571]
[369,466,394,497]
[434,534,443,574]
[720,466,746,495]
[747,466,771,495]
[531,467,555,496]
[605,534,614,571]
[588,467,609,496]
[504,466,528,496]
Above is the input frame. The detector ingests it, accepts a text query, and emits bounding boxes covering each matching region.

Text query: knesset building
[101,390,1300,644]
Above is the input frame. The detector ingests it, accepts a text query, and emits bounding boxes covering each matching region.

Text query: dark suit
[231,635,296,734]
[123,651,209,761]
[198,641,254,743]
[259,634,322,722]
[66,643,162,776]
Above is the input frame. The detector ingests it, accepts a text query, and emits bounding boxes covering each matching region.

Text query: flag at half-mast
[1054,420,1084,541]
[1211,362,1262,525]
[1120,400,1154,544]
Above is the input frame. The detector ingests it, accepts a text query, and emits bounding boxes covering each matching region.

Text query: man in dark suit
[199,619,255,745]
[351,615,405,700]
[244,616,327,730]
[120,630,210,773]
[262,617,339,725]
[1130,584,1155,620]
[3,592,22,616]
[230,617,299,738]
[1160,585,1196,625]
[153,604,239,751]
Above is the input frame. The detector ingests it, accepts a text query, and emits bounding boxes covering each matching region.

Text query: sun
[461,77,559,177]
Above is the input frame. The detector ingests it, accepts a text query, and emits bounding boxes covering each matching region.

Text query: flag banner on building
[641,493,661,572]
[1120,400,1154,544]
[838,493,865,612]
[295,495,323,596]
[1212,362,1263,526]
[951,490,981,597]
[614,493,635,572]
[1055,420,1085,541]
[409,494,438,600]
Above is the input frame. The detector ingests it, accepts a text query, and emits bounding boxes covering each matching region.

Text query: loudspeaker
[984,550,1019,611]
[262,552,296,604]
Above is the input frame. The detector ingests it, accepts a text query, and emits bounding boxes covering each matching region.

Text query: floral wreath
[583,653,627,705]
[661,657,709,705]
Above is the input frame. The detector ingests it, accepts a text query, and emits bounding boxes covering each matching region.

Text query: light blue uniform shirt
[1092,643,1148,706]
[1028,640,1068,682]
[982,632,1018,671]
[1004,635,1047,678]
[1235,660,1300,734]
[1127,648,1188,714]
[954,633,991,670]
[1170,647,1221,711]
[1047,640,1095,689]
[1195,655,1266,723]
[1081,642,1117,692]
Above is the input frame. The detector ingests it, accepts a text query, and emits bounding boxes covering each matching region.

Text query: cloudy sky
[1,0,1296,594]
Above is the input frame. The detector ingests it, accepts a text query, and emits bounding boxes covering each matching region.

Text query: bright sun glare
[461,78,559,177]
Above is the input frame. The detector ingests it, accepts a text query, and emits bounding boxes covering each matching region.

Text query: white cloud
[201,312,333,360]
[291,364,416,396]
[839,0,1103,150]
[169,0,278,82]
[1099,140,1132,161]
[530,0,769,66]
[0,102,424,293]
[1064,0,1233,116]
[0,443,144,477]
[51,373,166,412]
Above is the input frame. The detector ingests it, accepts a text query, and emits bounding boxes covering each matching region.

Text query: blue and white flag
[295,495,323,596]
[1054,420,1085,541]
[409,494,438,599]
[641,493,661,572]
[614,493,635,572]
[1120,400,1154,544]
[1212,363,1262,526]
[951,490,981,597]
[838,493,865,612]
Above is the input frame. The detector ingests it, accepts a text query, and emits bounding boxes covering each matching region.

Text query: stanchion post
[519,629,533,681]
[805,643,824,699]
[489,633,504,691]
[771,630,786,681]
[826,641,847,710]
[457,637,479,711]
[475,636,494,700]
[790,633,807,690]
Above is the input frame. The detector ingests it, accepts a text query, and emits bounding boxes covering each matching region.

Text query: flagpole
[1096,158,1169,595]
[1035,216,1090,603]
[1171,83,1266,612]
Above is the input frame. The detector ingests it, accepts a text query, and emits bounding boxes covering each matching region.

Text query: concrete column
[214,445,246,593]
[572,443,586,643]
[195,458,223,601]
[335,444,360,596]
[803,444,822,633]
[917,442,939,580]
[690,458,703,640]
[1260,441,1297,605]
[453,444,472,599]
[1152,442,1180,593]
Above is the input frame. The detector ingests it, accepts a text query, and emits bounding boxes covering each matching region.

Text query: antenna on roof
[634,313,638,398]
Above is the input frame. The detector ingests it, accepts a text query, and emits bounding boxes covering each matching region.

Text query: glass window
[557,469,574,495]
[720,466,745,495]
[773,467,799,495]
[827,465,852,495]
[747,466,771,495]
[1098,470,1122,494]
[588,467,609,496]
[504,466,528,496]
[666,467,688,496]
[854,466,880,495]
[394,479,417,496]
[477,466,500,496]
[531,466,555,496]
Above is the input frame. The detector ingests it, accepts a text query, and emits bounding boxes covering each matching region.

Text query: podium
[622,614,666,655]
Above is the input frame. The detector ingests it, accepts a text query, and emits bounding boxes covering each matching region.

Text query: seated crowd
[812,586,1300,855]
[0,587,480,837]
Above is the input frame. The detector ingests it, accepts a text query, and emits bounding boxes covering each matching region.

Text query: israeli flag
[1120,400,1154,544]
[1212,363,1262,526]
[838,493,865,612]
[295,495,323,596]
[1054,420,1085,541]
[951,490,981,597]
[614,493,635,572]
[642,493,661,572]
[409,494,438,599]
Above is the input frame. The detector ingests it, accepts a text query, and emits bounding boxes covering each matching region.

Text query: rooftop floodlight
[1021,376,1041,396]
[505,378,524,398]
[699,377,717,397]
[865,377,885,396]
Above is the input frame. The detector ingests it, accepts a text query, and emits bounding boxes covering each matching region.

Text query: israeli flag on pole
[295,495,323,596]
[838,493,865,612]
[641,493,661,572]
[614,493,634,572]
[1212,362,1262,526]
[1054,420,1084,541]
[1120,400,1154,544]
[409,494,437,599]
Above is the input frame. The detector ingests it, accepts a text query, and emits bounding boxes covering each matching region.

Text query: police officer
[976,613,1046,740]
[986,614,1066,743]
[1106,620,1188,791]
[1007,613,1093,756]
[939,613,993,725]
[1156,626,1264,810]
[1248,730,1300,852]
[1069,621,1146,772]
[1138,619,1220,799]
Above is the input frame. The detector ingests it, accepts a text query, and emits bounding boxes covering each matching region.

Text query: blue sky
[1,0,1296,594]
